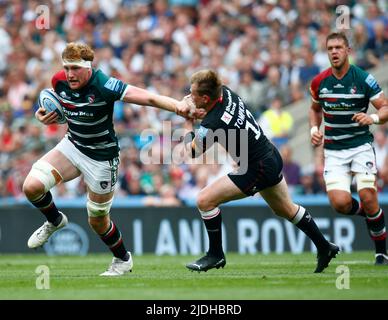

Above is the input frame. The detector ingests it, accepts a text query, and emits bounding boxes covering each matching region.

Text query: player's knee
[331,198,352,215]
[87,197,113,218]
[88,216,110,234]
[22,176,46,200]
[359,189,378,212]
[355,173,376,191]
[22,179,38,197]
[196,192,213,212]
[26,160,62,195]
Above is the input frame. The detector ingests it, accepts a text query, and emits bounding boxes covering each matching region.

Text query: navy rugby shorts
[228,144,283,196]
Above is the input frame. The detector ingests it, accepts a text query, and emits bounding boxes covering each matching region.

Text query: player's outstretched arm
[122,85,194,119]
[352,92,388,126]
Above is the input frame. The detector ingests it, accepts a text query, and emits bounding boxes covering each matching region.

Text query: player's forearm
[374,106,388,124]
[309,108,322,129]
[123,85,178,113]
[148,93,179,113]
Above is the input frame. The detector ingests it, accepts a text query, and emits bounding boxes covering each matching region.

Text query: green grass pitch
[0,252,387,300]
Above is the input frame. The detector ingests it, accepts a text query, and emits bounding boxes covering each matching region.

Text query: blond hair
[190,69,222,101]
[62,43,94,62]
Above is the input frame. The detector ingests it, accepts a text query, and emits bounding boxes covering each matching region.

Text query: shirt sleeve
[191,124,220,157]
[309,77,320,103]
[364,73,383,101]
[97,70,128,103]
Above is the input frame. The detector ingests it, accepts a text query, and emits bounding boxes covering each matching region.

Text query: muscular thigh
[324,144,376,192]
[54,136,119,194]
[201,175,246,206]
[41,149,81,182]
[259,178,297,217]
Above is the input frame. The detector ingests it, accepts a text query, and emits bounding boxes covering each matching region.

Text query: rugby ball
[38,88,67,124]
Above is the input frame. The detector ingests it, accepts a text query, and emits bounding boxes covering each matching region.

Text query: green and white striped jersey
[52,69,128,160]
[310,64,382,150]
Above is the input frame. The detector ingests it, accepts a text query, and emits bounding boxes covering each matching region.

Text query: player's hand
[35,107,59,125]
[311,130,323,147]
[176,95,205,120]
[352,112,374,126]
[183,95,207,119]
[175,96,194,119]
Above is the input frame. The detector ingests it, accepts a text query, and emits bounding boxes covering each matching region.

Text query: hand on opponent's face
[176,95,206,120]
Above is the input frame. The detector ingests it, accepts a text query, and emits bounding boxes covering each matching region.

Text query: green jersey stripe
[319,93,365,98]
[120,85,129,100]
[325,131,366,140]
[69,135,117,149]
[59,97,107,107]
[323,110,359,115]
[370,91,383,101]
[67,115,109,126]
[324,121,360,128]
[68,128,110,138]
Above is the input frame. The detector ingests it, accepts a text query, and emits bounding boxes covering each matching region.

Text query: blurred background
[0,0,387,208]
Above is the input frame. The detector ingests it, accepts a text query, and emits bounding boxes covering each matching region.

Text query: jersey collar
[207,94,223,112]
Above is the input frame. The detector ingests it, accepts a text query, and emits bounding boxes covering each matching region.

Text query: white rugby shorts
[54,136,119,194]
[323,142,376,190]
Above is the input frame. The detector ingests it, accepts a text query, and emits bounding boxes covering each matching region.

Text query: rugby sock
[30,192,63,226]
[201,208,223,257]
[365,208,387,254]
[100,221,129,261]
[291,206,328,252]
[347,197,366,217]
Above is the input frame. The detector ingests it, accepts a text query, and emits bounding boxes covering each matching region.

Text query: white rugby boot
[100,252,133,276]
[27,212,68,248]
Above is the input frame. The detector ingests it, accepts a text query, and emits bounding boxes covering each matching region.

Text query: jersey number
[245,109,261,140]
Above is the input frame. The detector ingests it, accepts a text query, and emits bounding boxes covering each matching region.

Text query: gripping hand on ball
[35,107,59,125]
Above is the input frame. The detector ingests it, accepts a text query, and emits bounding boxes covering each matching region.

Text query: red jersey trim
[51,70,67,90]
[310,68,332,101]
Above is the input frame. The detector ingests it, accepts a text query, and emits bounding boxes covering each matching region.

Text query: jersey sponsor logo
[320,88,332,94]
[349,86,357,94]
[72,92,80,97]
[221,111,233,124]
[225,89,236,115]
[104,77,121,92]
[365,74,379,90]
[334,83,344,88]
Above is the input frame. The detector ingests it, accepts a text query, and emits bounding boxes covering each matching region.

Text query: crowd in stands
[0,0,387,206]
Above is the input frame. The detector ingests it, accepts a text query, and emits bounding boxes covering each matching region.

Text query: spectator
[1,0,387,201]
[280,144,301,194]
[258,95,294,148]
[364,20,388,68]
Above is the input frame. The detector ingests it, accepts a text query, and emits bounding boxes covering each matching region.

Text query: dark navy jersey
[194,86,273,165]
